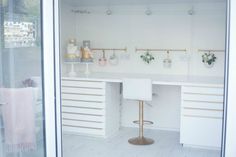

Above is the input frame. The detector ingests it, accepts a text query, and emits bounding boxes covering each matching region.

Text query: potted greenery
[140,51,155,64]
[202,52,217,68]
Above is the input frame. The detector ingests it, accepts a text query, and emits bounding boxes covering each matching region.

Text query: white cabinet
[180,85,224,148]
[61,78,120,137]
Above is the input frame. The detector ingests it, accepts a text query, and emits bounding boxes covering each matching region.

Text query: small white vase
[204,62,214,68]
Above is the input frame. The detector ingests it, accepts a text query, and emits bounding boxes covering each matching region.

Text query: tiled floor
[62,128,221,157]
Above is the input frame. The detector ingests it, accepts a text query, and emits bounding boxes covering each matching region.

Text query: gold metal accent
[128,101,154,145]
[135,48,187,53]
[198,49,225,53]
[91,47,127,52]
[183,107,223,112]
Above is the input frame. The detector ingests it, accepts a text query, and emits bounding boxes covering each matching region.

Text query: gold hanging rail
[198,49,225,53]
[135,48,187,53]
[91,47,127,52]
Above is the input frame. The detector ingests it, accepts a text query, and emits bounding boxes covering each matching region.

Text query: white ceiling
[62,0,226,7]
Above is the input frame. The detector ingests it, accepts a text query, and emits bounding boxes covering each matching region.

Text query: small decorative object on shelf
[140,51,155,64]
[202,52,217,68]
[81,40,94,75]
[64,39,80,77]
[163,50,172,68]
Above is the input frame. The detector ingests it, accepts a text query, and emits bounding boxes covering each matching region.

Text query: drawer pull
[183,107,223,112]
[183,115,222,119]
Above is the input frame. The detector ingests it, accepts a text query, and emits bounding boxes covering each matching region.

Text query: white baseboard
[182,144,221,151]
[121,124,180,132]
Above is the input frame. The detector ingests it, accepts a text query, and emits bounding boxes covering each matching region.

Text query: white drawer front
[62,93,105,102]
[63,119,104,129]
[182,86,224,95]
[180,116,222,148]
[62,113,104,122]
[62,100,105,109]
[63,126,105,136]
[62,106,105,115]
[182,108,223,118]
[61,80,105,89]
[182,101,223,110]
[182,93,223,103]
[62,87,105,95]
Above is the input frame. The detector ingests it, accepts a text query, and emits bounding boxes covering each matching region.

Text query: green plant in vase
[140,51,155,64]
[202,52,217,68]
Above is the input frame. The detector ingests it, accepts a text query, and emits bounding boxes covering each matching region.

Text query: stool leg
[128,101,154,145]
[139,101,144,138]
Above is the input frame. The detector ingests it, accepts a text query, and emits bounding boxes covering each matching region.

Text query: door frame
[42,0,61,157]
[51,0,236,157]
[222,0,236,157]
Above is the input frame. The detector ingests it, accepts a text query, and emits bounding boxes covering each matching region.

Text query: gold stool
[128,101,154,145]
[122,78,154,145]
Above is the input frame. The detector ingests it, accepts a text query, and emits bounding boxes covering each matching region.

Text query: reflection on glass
[0,0,45,157]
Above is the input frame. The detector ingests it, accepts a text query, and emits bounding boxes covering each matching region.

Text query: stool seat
[122,78,154,145]
[123,78,152,101]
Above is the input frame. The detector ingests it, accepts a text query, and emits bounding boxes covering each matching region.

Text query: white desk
[61,72,224,149]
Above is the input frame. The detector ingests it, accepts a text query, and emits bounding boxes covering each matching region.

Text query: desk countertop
[62,72,224,87]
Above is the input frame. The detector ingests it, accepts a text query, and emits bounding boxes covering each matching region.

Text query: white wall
[61,2,226,77]
[60,2,226,131]
[60,2,77,74]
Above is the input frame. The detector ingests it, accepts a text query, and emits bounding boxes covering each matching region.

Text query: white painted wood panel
[62,113,105,122]
[62,106,105,115]
[182,86,224,95]
[180,116,222,148]
[61,87,105,95]
[61,80,105,88]
[62,93,105,102]
[62,100,105,109]
[182,93,223,103]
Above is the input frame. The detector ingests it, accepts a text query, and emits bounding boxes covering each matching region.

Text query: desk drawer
[63,126,104,136]
[180,116,222,147]
[62,100,105,109]
[62,113,104,122]
[62,87,105,95]
[182,94,223,103]
[182,86,223,95]
[62,119,104,129]
[182,101,223,110]
[62,106,105,115]
[61,80,105,89]
[182,108,223,118]
[62,93,105,102]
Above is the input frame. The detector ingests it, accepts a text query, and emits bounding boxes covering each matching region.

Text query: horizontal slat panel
[62,119,104,128]
[182,94,223,103]
[182,101,223,110]
[63,126,104,136]
[61,80,105,89]
[62,87,105,95]
[62,100,105,109]
[62,113,104,122]
[182,86,224,95]
[62,93,105,102]
[62,106,105,115]
[180,116,222,147]
[182,108,223,118]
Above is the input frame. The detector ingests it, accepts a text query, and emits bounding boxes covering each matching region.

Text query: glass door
[0,0,58,157]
